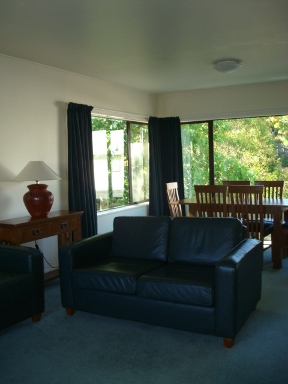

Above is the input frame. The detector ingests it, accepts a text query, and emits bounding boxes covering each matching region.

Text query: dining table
[178,197,288,269]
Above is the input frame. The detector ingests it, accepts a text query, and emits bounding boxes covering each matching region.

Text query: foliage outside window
[91,117,149,211]
[129,123,149,203]
[181,122,209,198]
[181,115,288,197]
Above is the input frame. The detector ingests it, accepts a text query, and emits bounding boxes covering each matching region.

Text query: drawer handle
[61,222,68,229]
[33,229,41,235]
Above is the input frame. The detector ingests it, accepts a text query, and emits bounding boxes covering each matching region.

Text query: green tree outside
[182,116,288,197]
[91,117,129,209]
[91,118,149,210]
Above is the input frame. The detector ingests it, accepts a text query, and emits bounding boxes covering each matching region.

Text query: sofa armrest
[59,231,113,270]
[59,232,113,309]
[0,244,44,315]
[0,244,43,276]
[215,238,262,339]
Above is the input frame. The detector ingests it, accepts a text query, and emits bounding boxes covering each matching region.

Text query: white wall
[0,55,155,272]
[97,203,149,234]
[1,54,288,273]
[157,81,288,121]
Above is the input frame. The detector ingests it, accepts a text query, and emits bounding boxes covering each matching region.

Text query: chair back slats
[254,180,284,199]
[228,185,264,240]
[166,182,182,217]
[195,185,228,217]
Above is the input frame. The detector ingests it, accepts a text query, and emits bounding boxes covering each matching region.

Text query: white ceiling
[1,0,288,94]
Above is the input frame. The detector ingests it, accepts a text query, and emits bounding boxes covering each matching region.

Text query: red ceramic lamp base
[23,184,54,218]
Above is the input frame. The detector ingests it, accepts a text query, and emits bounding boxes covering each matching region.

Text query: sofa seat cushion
[137,264,215,306]
[72,257,166,295]
[0,271,34,309]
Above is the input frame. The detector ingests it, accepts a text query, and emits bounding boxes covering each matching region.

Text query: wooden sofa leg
[223,338,234,348]
[32,313,42,322]
[65,308,75,316]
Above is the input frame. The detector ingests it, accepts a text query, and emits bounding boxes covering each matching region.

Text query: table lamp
[13,161,61,218]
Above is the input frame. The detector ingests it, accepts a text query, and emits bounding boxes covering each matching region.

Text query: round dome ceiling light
[213,59,242,73]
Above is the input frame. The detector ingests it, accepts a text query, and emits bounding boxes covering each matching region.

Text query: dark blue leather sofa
[0,244,44,331]
[59,216,262,347]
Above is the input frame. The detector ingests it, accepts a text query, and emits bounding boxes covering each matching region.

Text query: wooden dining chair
[228,185,274,254]
[195,185,228,217]
[271,182,287,256]
[166,182,182,217]
[222,180,250,186]
[222,181,251,196]
[254,181,284,251]
[254,180,284,199]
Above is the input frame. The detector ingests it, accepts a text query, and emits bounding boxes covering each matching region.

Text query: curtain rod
[91,107,149,123]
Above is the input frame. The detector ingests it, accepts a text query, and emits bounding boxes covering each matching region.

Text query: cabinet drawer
[21,224,50,243]
[50,218,78,234]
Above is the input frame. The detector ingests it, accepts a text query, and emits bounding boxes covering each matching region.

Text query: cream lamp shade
[13,161,61,183]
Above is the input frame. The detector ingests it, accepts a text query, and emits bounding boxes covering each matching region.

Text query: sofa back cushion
[111,216,171,261]
[169,217,243,265]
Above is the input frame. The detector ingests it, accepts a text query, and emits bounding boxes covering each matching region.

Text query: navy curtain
[67,102,98,238]
[148,117,184,216]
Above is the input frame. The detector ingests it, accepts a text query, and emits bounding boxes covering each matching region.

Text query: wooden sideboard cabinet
[0,210,83,281]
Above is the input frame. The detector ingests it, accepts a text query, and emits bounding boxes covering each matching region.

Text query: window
[92,114,287,211]
[181,115,288,197]
[129,122,150,203]
[91,117,149,211]
[181,122,209,198]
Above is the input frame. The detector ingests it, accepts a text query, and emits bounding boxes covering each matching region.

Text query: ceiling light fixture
[213,59,242,73]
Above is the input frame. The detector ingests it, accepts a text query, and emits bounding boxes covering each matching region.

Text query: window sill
[97,202,149,217]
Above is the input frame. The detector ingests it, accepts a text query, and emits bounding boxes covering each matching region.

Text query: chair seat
[264,222,274,231]
[244,220,273,232]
